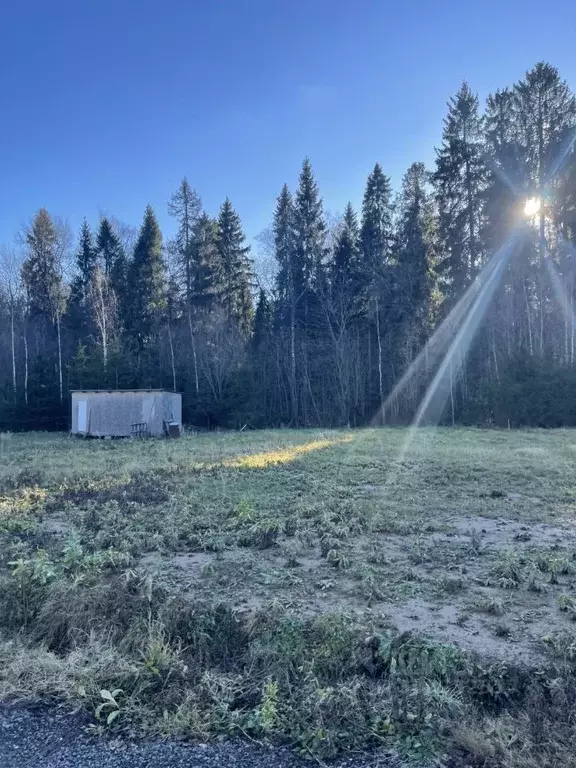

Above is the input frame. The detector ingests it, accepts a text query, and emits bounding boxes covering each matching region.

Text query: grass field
[1,427,576,766]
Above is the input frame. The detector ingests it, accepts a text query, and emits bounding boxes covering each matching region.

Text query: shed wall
[71,391,182,437]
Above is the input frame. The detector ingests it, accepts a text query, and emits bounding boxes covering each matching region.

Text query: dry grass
[2,426,576,764]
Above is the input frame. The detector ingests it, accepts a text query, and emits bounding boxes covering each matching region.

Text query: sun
[524,196,541,217]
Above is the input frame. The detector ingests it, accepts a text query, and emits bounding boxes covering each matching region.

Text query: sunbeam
[411,233,521,428]
[375,232,522,426]
[546,127,576,184]
[385,232,522,476]
[545,239,576,346]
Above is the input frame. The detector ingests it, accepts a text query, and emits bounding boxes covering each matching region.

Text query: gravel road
[0,707,412,768]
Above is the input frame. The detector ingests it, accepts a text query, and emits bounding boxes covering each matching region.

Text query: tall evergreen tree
[215,198,253,334]
[126,206,167,350]
[21,209,62,321]
[394,162,435,343]
[96,217,127,327]
[191,214,221,313]
[75,220,97,288]
[252,288,272,349]
[360,163,394,417]
[361,163,393,281]
[167,179,203,393]
[273,183,297,320]
[433,83,486,304]
[293,159,327,300]
[21,208,66,404]
[168,178,202,299]
[97,218,126,283]
[331,202,362,314]
[67,220,97,341]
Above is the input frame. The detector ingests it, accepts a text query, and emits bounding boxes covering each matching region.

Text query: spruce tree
[21,208,66,405]
[273,183,296,322]
[360,163,394,417]
[126,205,167,350]
[361,163,393,279]
[22,209,62,321]
[97,217,126,283]
[168,178,202,299]
[252,288,272,349]
[331,202,362,315]
[215,198,253,334]
[293,158,327,300]
[191,214,221,313]
[433,83,486,304]
[75,220,97,288]
[394,162,435,338]
[67,220,97,339]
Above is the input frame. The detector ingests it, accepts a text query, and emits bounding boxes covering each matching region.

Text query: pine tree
[433,83,486,304]
[215,198,253,334]
[126,205,167,350]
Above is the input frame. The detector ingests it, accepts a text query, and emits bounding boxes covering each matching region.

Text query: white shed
[71,390,182,437]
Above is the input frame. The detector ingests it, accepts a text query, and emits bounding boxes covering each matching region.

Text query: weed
[490,550,524,588]
[493,623,511,638]
[248,518,281,549]
[557,594,576,620]
[95,688,123,726]
[541,630,576,661]
[437,576,466,594]
[534,553,574,583]
[471,597,505,616]
[326,549,350,570]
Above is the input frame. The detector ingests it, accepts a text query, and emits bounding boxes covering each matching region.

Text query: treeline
[2,61,576,430]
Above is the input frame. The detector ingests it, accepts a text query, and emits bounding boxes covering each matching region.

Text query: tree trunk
[289,301,297,423]
[10,307,16,402]
[56,312,63,405]
[167,323,177,392]
[187,306,199,394]
[375,295,384,424]
[491,328,500,384]
[524,280,533,355]
[23,334,28,405]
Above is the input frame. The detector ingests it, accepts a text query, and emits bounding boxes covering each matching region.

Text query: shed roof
[71,389,179,394]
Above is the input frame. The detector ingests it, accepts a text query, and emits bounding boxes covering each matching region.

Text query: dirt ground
[4,427,576,668]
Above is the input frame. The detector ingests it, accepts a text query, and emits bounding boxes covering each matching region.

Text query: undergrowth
[0,563,575,766]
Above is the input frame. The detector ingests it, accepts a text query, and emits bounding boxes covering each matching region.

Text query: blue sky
[1,0,575,254]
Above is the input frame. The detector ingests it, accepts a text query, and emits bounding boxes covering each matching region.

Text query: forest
[1,61,576,431]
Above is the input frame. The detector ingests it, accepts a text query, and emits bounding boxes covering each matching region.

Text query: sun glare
[524,196,541,218]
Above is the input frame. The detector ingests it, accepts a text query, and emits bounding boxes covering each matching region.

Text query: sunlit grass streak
[388,231,522,477]
[375,234,519,426]
[203,435,354,470]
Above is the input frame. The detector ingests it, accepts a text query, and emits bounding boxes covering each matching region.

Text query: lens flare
[524,197,541,217]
